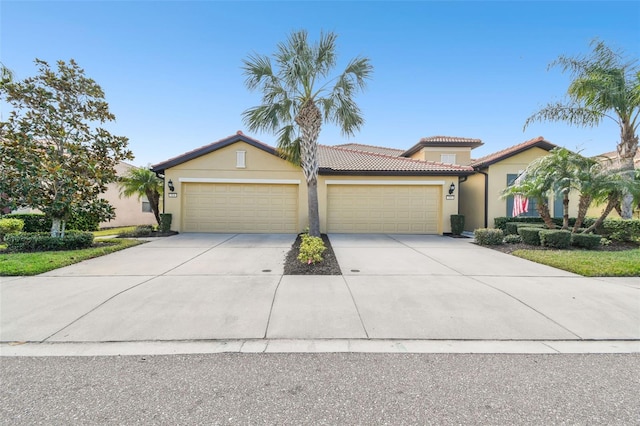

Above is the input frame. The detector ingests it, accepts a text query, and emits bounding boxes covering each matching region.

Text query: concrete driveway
[1,233,639,354]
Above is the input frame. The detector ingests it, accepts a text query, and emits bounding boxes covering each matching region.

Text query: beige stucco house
[99,162,158,228]
[151,132,475,234]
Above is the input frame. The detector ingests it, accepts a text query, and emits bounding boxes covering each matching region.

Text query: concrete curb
[2,339,638,357]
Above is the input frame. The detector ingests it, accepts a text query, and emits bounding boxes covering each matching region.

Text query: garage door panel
[327,185,440,234]
[182,183,298,233]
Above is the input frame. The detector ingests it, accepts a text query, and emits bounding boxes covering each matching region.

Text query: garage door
[327,185,440,233]
[182,183,298,232]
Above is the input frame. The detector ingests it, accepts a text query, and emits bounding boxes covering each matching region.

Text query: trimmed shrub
[474,228,504,245]
[0,218,25,241]
[517,227,542,246]
[119,225,154,238]
[5,231,94,252]
[297,233,326,264]
[503,234,522,244]
[595,219,640,242]
[539,229,571,249]
[3,213,51,233]
[450,214,465,236]
[160,213,172,233]
[571,233,602,250]
[506,222,545,235]
[494,216,580,231]
[67,209,101,231]
[505,222,520,235]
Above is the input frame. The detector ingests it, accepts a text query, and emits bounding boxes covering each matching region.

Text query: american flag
[512,194,529,217]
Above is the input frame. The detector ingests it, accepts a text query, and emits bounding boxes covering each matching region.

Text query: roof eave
[319,168,475,177]
[151,134,279,173]
[471,140,557,169]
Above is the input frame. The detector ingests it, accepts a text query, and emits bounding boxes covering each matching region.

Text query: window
[142,201,152,213]
[440,154,456,164]
[236,151,246,168]
[506,173,538,218]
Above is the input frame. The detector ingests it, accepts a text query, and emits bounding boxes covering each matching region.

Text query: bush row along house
[150,131,634,235]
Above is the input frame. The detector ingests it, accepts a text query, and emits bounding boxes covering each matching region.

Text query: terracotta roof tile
[402,135,483,157]
[319,145,474,174]
[332,143,405,157]
[470,136,557,168]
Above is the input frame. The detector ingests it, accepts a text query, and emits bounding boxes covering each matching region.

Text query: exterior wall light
[449,182,455,195]
[168,179,175,192]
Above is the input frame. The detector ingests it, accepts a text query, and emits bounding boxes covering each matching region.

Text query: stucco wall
[459,172,486,231]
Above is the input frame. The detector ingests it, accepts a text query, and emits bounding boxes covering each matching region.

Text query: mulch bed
[283,234,342,275]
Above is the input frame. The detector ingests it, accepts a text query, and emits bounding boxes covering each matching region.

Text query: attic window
[236,151,246,168]
[441,154,456,164]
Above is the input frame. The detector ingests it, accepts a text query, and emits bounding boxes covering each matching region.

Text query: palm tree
[118,167,162,225]
[524,39,640,218]
[242,30,373,237]
[501,163,556,229]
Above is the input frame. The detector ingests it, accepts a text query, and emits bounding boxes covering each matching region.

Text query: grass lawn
[0,238,143,276]
[93,226,138,237]
[513,248,640,277]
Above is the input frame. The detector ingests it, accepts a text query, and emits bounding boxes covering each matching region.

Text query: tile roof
[151,131,277,173]
[319,145,474,175]
[151,131,474,176]
[402,135,483,157]
[470,136,557,168]
[595,148,640,167]
[332,143,405,157]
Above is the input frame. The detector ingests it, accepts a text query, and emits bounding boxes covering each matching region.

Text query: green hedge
[3,213,51,233]
[474,228,504,245]
[160,213,172,233]
[571,233,602,250]
[5,231,94,252]
[450,214,465,236]
[0,218,24,241]
[494,217,595,232]
[594,219,640,242]
[518,227,542,246]
[539,230,572,249]
[505,222,545,235]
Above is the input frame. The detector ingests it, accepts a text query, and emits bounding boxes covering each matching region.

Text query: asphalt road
[2,353,638,425]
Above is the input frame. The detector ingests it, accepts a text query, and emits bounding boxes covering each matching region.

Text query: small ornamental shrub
[596,219,640,242]
[5,231,94,252]
[120,225,154,237]
[505,222,520,235]
[518,227,542,246]
[503,234,522,244]
[297,233,326,264]
[539,229,572,249]
[3,213,51,233]
[0,218,25,241]
[450,214,465,236]
[474,228,504,245]
[160,213,172,232]
[571,233,602,250]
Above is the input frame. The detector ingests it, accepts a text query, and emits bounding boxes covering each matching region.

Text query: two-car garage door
[182,183,298,233]
[327,184,440,234]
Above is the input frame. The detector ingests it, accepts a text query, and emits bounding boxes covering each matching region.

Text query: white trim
[179,177,301,185]
[325,180,445,186]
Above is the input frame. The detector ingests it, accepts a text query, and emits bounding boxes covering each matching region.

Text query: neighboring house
[99,162,159,228]
[460,136,577,231]
[151,132,475,234]
[586,148,640,220]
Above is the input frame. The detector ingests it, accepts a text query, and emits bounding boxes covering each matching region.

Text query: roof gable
[151,131,278,173]
[402,136,484,157]
[470,136,557,169]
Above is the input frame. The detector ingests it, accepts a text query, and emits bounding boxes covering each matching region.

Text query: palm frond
[523,102,606,130]
[275,125,301,165]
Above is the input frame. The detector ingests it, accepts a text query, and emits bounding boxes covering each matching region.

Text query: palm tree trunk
[618,121,639,219]
[584,193,618,233]
[572,194,592,232]
[536,200,555,229]
[146,189,161,225]
[562,191,570,230]
[296,101,322,237]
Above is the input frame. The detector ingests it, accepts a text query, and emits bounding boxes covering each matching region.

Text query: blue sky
[2,1,639,167]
